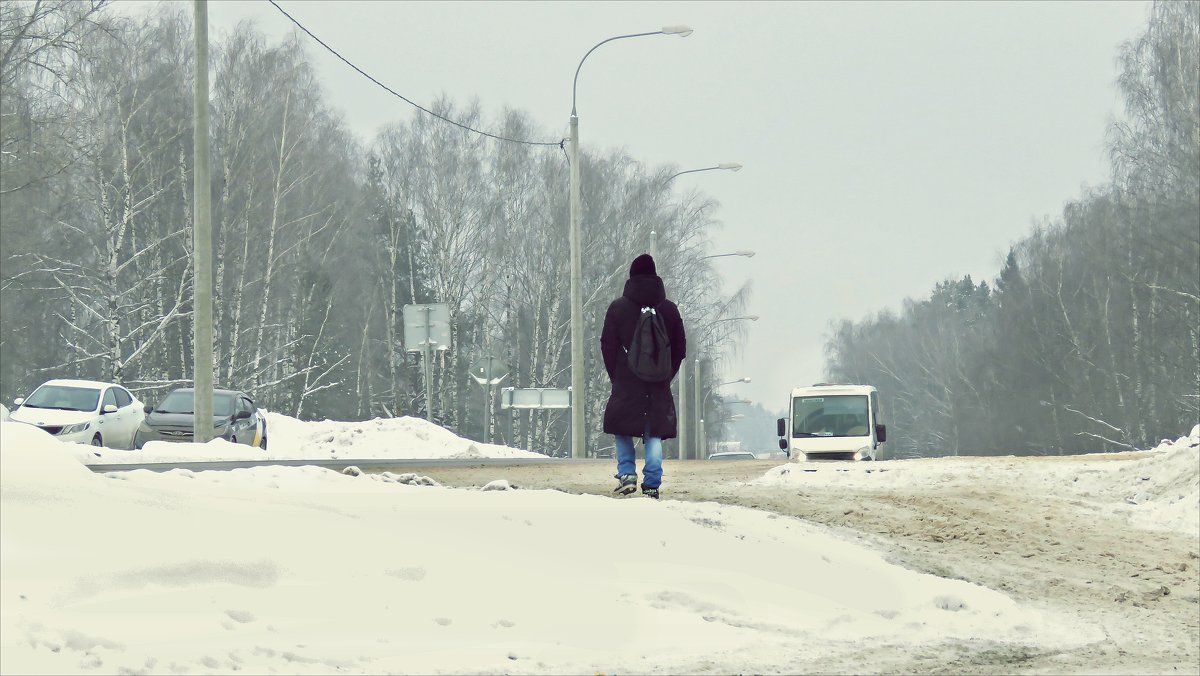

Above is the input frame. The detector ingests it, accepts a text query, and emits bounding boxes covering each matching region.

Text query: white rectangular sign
[402,303,451,352]
[500,388,571,409]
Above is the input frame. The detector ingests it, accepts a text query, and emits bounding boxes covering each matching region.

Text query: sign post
[501,387,572,455]
[402,303,450,422]
[470,356,509,443]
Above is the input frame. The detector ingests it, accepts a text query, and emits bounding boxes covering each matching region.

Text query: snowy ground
[1,418,1196,674]
[418,426,1200,674]
[750,426,1200,537]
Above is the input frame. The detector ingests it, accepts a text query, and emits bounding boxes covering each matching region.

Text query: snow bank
[0,420,1101,675]
[752,425,1200,536]
[0,402,9,421]
[72,411,549,465]
[1118,424,1200,533]
[0,421,95,490]
[260,411,547,460]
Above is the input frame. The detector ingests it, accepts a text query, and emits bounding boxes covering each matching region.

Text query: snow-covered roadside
[751,425,1200,535]
[64,411,549,465]
[1,421,1104,675]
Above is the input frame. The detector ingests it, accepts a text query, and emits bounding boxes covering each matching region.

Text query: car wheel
[91,433,103,447]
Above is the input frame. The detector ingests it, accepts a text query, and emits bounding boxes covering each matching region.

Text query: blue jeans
[615,424,663,489]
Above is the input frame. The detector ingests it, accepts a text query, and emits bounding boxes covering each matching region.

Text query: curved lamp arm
[663,163,743,184]
[572,26,693,115]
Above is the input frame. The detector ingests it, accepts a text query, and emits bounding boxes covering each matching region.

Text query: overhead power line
[267,0,564,148]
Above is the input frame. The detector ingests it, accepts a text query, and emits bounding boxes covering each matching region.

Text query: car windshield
[155,391,235,417]
[23,385,101,412]
[792,395,870,438]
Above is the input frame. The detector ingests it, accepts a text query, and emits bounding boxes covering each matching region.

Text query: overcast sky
[130,0,1150,410]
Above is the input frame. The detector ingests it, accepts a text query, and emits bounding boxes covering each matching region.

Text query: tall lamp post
[569,25,692,460]
[699,377,751,459]
[692,315,758,459]
[658,163,743,460]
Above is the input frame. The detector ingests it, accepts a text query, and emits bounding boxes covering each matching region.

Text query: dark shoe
[613,473,637,495]
[642,487,659,500]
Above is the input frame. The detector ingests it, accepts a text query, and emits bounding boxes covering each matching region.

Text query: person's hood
[622,275,666,307]
[9,407,94,427]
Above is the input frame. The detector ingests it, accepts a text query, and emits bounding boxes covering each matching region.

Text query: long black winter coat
[600,274,687,439]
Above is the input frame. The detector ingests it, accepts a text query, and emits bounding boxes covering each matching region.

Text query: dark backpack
[627,302,673,382]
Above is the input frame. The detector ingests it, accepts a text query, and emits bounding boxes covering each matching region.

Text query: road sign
[471,356,509,385]
[402,303,451,352]
[500,388,571,409]
[402,303,451,423]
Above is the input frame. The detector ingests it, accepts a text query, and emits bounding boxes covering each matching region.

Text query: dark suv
[134,388,267,450]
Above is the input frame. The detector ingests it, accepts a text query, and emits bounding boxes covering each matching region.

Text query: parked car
[707,451,758,460]
[9,379,145,449]
[133,387,266,450]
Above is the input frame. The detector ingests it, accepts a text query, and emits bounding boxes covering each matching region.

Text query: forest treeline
[825,2,1199,457]
[0,1,753,454]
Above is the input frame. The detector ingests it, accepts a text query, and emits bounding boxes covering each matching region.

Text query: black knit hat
[629,253,657,277]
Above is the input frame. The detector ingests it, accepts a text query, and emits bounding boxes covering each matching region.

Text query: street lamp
[699,377,750,459]
[652,163,742,257]
[685,315,757,461]
[703,377,751,411]
[701,251,755,260]
[663,163,743,185]
[569,25,692,459]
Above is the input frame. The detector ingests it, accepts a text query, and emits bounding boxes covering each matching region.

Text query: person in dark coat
[600,253,686,499]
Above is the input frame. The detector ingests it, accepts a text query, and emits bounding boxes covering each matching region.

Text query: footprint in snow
[226,609,255,624]
[434,617,453,626]
[385,567,426,581]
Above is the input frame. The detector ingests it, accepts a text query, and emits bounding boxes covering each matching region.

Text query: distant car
[9,379,145,449]
[708,451,758,460]
[134,387,267,450]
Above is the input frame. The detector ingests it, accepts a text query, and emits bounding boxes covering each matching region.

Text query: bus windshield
[792,395,869,437]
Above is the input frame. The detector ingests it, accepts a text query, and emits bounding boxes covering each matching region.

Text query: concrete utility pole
[423,306,434,423]
[568,112,584,459]
[693,357,701,459]
[192,0,213,441]
[678,362,689,459]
